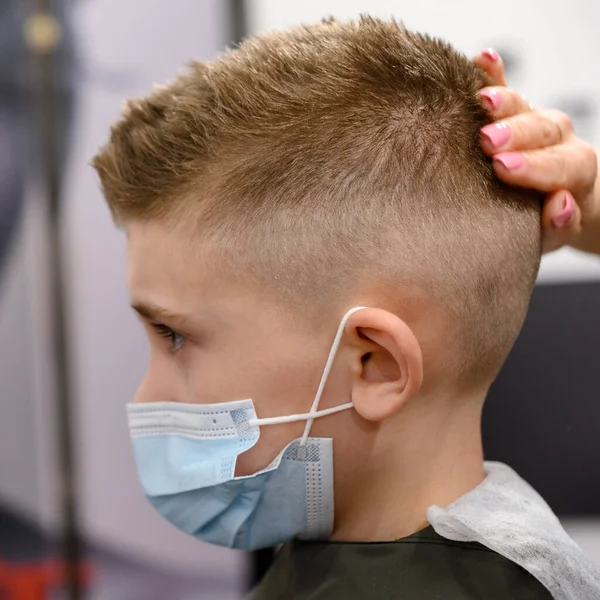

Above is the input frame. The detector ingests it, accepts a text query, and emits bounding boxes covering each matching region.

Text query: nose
[133,357,179,403]
[132,374,153,404]
[132,371,161,404]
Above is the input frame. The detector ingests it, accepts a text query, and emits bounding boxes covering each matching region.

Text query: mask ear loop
[299,306,368,447]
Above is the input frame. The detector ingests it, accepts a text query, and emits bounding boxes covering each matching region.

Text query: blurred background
[0,0,598,598]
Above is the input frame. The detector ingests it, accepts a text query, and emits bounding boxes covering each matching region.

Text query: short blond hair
[92,16,541,389]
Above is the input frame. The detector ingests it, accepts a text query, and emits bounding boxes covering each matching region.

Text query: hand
[474,49,600,255]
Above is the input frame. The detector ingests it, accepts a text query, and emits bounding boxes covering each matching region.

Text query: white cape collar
[427,461,600,600]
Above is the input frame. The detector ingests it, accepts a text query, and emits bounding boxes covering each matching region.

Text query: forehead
[124,220,314,342]
[126,221,231,312]
[128,221,193,285]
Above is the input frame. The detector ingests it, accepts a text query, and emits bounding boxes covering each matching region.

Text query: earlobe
[347,308,423,422]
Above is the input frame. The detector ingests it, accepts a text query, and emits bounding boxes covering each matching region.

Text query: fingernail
[482,48,500,62]
[481,122,511,148]
[552,192,575,228]
[493,152,525,171]
[479,89,503,111]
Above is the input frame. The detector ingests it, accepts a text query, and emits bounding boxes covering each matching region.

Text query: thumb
[541,191,582,254]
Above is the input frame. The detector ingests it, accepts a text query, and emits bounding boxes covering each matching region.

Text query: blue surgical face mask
[127,306,367,551]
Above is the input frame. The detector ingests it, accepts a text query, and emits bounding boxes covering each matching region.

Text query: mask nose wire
[299,306,368,446]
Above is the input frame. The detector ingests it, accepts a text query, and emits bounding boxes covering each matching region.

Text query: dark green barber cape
[249,525,553,599]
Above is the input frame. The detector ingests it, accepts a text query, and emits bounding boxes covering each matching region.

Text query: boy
[92,16,600,600]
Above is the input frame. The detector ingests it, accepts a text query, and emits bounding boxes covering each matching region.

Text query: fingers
[480,109,573,155]
[473,49,507,86]
[479,86,532,119]
[475,48,597,256]
[541,191,582,254]
[492,141,597,196]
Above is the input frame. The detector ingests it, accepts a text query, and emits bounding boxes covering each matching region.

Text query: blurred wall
[0,220,39,519]
[1,0,248,591]
[0,0,76,532]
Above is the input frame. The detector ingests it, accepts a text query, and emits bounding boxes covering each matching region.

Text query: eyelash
[150,323,187,352]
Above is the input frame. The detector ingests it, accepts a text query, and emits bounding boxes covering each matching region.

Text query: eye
[150,323,187,352]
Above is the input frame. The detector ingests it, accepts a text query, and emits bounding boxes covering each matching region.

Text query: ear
[346,308,423,422]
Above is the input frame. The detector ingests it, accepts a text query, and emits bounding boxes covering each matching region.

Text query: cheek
[184,337,325,475]
[232,365,315,475]
[230,361,322,476]
[234,420,307,476]
[235,360,357,475]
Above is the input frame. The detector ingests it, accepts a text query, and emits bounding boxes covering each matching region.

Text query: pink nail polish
[482,48,499,62]
[479,89,503,111]
[481,122,511,148]
[552,193,574,228]
[493,153,525,171]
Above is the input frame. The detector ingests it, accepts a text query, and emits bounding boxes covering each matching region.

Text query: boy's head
[93,17,540,504]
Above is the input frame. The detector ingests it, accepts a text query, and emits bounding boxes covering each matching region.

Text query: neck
[330,392,486,542]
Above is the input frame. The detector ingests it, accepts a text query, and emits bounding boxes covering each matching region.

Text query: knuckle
[538,117,557,145]
[544,109,573,139]
[557,111,574,135]
[547,146,569,188]
[569,143,598,191]
[503,87,517,106]
[508,89,528,114]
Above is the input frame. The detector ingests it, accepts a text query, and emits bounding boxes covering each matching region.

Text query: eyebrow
[131,302,191,324]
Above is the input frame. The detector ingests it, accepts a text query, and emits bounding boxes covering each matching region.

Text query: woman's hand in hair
[475,49,600,255]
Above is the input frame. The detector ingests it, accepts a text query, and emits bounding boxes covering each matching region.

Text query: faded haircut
[92,16,541,390]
